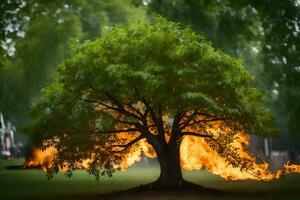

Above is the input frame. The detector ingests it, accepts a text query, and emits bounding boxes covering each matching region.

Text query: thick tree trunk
[138,127,221,193]
[145,137,221,194]
[151,137,183,190]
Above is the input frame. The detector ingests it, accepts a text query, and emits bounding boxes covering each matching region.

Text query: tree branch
[179,110,230,130]
[140,98,165,138]
[111,135,144,150]
[141,98,158,124]
[70,88,120,112]
[182,118,229,129]
[123,102,143,117]
[91,128,138,134]
[181,131,213,138]
[179,111,199,131]
[105,92,142,120]
[88,85,143,120]
[156,104,165,137]
[168,111,185,142]
[171,111,185,133]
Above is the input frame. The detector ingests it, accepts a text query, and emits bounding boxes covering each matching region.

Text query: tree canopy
[28,18,275,188]
[140,0,300,149]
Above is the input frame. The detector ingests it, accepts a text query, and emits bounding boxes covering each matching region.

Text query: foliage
[0,0,147,124]
[0,0,27,56]
[141,0,266,110]
[145,0,261,54]
[259,0,300,146]
[139,0,300,149]
[28,18,275,178]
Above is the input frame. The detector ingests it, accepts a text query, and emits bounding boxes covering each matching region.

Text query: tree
[141,0,300,150]
[140,0,267,104]
[145,0,261,54]
[0,0,28,56]
[28,18,275,190]
[0,0,147,124]
[259,0,300,149]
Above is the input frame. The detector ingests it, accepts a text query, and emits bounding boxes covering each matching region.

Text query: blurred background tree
[0,0,147,124]
[259,0,300,150]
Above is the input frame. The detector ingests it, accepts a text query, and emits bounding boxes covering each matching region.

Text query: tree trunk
[141,133,221,193]
[151,137,183,190]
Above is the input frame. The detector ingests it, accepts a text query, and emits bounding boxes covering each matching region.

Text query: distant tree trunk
[150,135,183,190]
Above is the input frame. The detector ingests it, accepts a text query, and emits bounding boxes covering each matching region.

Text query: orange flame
[25,147,57,171]
[180,134,284,180]
[24,130,300,180]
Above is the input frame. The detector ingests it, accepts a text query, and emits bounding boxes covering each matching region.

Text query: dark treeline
[0,0,299,150]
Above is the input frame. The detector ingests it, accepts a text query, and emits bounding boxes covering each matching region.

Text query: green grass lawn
[0,159,300,200]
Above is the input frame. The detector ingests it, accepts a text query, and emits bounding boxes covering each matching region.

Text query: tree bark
[150,136,183,190]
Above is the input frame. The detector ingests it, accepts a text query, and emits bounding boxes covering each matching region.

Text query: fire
[179,120,285,181]
[24,124,300,181]
[116,139,157,170]
[25,147,92,171]
[180,134,282,180]
[24,133,156,172]
[25,147,57,171]
[283,163,300,173]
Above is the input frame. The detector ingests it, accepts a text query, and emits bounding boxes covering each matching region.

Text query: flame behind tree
[27,17,277,190]
[25,129,300,181]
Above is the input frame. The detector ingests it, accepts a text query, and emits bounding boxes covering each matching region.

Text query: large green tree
[29,19,274,189]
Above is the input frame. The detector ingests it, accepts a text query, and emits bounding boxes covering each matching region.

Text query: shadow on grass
[5,165,24,170]
[67,184,300,200]
[3,163,300,200]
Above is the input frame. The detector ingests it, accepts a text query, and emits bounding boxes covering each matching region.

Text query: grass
[0,159,300,200]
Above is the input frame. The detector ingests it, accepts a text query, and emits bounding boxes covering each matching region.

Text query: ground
[0,159,300,200]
